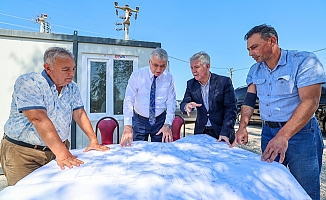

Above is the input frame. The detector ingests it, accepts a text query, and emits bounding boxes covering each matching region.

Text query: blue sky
[1,0,326,99]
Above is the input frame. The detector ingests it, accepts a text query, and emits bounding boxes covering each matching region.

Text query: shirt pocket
[252,78,266,96]
[273,75,295,95]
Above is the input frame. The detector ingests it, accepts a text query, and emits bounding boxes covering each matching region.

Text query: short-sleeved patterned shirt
[246,49,326,122]
[4,70,84,146]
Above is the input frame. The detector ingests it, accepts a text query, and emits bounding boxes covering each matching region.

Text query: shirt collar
[148,66,161,80]
[278,49,287,66]
[199,72,211,87]
[261,49,287,71]
[41,70,55,87]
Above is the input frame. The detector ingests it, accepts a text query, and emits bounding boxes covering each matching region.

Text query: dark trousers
[132,111,166,142]
[200,127,235,143]
[202,127,218,139]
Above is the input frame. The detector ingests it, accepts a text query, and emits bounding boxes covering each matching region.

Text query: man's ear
[44,63,51,73]
[270,36,277,46]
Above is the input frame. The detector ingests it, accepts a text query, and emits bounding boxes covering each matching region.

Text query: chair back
[95,117,119,145]
[172,115,185,141]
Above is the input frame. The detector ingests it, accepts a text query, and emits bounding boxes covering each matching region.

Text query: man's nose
[68,69,75,75]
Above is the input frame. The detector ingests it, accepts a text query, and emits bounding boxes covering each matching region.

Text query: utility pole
[35,14,51,33]
[229,68,234,84]
[114,1,139,40]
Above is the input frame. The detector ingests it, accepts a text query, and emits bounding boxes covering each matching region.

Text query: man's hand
[157,126,173,143]
[185,102,202,116]
[261,134,288,163]
[83,138,110,152]
[55,150,84,170]
[217,135,231,145]
[120,125,133,147]
[230,127,249,148]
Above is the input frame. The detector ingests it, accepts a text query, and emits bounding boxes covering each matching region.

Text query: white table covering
[0,134,310,200]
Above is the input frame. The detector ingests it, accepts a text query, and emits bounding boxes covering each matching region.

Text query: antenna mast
[35,14,51,33]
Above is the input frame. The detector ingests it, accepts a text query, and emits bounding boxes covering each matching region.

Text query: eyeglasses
[150,61,166,68]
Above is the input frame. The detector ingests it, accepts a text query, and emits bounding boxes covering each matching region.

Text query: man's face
[190,60,209,83]
[247,33,274,63]
[44,57,76,87]
[149,56,167,77]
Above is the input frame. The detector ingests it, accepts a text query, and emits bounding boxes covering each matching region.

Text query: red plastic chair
[95,116,120,145]
[172,114,186,141]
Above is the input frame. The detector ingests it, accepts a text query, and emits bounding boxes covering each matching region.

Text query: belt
[133,110,166,120]
[205,126,214,130]
[4,135,51,151]
[263,121,287,128]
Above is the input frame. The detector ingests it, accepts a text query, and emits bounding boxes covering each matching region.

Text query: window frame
[81,53,138,122]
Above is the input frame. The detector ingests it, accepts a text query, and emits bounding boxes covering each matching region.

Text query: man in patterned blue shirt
[0,47,109,186]
[231,24,326,200]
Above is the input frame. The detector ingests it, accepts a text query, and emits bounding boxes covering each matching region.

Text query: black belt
[133,110,166,120]
[205,126,214,130]
[263,121,287,128]
[4,135,51,151]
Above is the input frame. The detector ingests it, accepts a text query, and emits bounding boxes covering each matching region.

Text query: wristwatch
[164,124,172,129]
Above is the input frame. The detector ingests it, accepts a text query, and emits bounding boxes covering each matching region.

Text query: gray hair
[190,51,210,66]
[44,47,75,67]
[150,48,168,62]
[244,24,278,43]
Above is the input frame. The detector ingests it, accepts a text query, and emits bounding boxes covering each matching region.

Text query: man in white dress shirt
[121,48,176,146]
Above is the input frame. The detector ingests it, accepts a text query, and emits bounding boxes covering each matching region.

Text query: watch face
[164,124,171,129]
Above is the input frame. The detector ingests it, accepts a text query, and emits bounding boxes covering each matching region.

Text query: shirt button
[267,94,270,96]
[268,115,271,117]
[266,104,269,106]
[207,114,210,116]
[270,72,272,74]
[269,83,271,85]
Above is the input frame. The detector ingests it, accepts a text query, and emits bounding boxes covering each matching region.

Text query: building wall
[0,29,160,148]
[0,36,72,141]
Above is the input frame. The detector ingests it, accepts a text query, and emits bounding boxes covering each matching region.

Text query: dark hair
[244,24,278,43]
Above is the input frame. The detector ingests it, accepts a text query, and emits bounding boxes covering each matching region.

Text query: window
[113,60,133,115]
[90,61,107,113]
[81,54,138,119]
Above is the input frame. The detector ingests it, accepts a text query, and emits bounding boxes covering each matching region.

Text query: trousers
[132,111,166,142]
[0,138,70,186]
[261,117,324,200]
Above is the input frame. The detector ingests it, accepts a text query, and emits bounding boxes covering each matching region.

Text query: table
[0,134,310,200]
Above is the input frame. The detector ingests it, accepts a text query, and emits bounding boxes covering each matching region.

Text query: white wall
[0,35,157,148]
[0,36,71,140]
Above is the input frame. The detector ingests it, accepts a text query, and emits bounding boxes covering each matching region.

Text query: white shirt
[123,66,176,126]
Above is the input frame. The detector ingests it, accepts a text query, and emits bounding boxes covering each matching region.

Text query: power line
[0,21,38,31]
[0,12,34,22]
[313,48,326,53]
[169,56,188,63]
[0,12,118,38]
[28,0,112,23]
[50,23,118,38]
